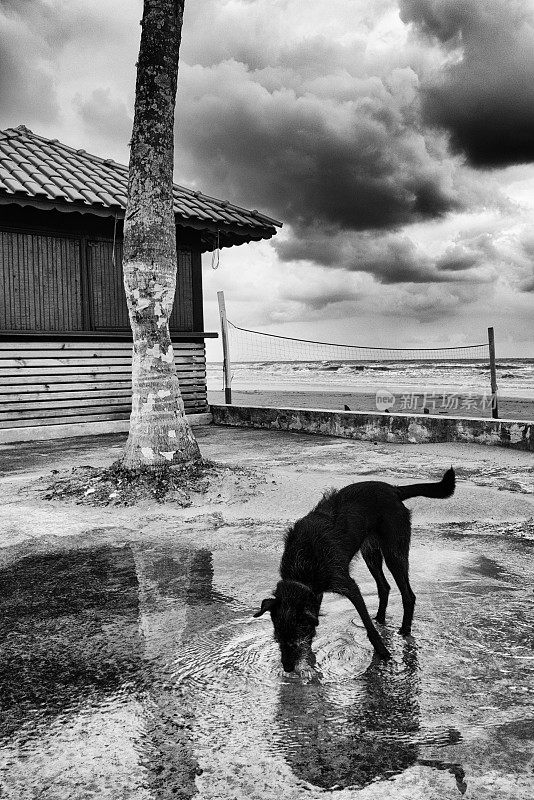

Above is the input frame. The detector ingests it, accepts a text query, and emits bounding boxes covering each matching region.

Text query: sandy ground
[0,426,533,799]
[208,389,534,421]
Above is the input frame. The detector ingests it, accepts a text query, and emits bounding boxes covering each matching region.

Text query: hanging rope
[211,229,220,270]
[111,211,118,268]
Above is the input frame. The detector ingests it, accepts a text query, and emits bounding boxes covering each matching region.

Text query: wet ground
[0,427,533,799]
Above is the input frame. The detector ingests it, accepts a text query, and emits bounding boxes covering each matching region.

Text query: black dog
[254,468,455,671]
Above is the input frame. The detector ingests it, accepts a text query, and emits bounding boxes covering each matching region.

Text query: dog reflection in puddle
[274,638,467,793]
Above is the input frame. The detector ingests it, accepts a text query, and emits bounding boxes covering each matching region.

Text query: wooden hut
[0,126,281,442]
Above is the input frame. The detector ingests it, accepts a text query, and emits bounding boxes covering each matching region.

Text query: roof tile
[41,182,65,199]
[0,125,282,247]
[3,176,25,193]
[62,186,86,202]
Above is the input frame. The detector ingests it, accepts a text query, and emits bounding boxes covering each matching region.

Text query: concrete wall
[210,405,534,452]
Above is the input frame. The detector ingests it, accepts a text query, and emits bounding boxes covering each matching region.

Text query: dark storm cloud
[400,0,534,167]
[273,223,506,285]
[274,227,495,285]
[275,230,431,282]
[176,57,463,237]
[172,0,504,289]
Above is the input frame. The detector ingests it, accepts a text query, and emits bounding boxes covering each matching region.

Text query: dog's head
[254,580,320,673]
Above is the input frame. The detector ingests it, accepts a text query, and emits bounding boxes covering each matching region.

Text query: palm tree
[121,0,200,468]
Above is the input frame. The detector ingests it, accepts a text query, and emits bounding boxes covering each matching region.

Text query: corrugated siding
[0,339,207,428]
[0,231,83,331]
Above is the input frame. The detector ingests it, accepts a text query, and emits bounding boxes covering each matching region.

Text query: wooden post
[488,326,499,419]
[217,291,232,404]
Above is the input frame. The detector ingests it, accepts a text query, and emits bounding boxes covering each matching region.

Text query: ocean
[207,358,534,399]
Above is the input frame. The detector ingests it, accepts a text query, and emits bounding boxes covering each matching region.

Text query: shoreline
[208,388,534,421]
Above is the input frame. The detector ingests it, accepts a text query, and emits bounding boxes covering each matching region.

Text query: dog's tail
[396,467,455,502]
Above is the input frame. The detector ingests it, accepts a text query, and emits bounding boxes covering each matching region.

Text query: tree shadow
[0,545,143,740]
[0,543,237,799]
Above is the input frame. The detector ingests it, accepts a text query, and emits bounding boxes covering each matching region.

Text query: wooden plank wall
[0,340,207,429]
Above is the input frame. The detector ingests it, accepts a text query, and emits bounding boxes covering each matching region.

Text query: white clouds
[73,88,132,145]
[0,0,138,155]
[0,3,59,125]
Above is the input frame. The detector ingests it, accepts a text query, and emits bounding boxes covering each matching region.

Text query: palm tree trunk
[121,0,200,468]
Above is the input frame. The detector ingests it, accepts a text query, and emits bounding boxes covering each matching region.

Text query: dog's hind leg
[380,514,416,636]
[335,577,391,660]
[361,538,390,625]
[383,552,416,635]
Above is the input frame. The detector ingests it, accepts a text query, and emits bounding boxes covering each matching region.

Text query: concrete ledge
[210,405,534,451]
[0,413,212,444]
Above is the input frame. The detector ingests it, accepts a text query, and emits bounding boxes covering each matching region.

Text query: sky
[1,0,533,358]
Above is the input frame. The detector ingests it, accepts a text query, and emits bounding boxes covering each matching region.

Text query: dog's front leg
[335,578,391,660]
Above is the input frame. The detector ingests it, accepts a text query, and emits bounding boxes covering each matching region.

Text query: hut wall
[0,205,211,436]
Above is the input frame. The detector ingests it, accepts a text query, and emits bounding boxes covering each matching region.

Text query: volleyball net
[227,321,490,365]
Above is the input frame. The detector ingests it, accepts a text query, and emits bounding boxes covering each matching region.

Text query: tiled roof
[0,126,281,249]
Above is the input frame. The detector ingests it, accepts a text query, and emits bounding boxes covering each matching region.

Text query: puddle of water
[0,534,533,798]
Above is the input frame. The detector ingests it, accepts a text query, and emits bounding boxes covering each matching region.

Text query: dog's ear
[253,597,277,617]
[304,610,319,626]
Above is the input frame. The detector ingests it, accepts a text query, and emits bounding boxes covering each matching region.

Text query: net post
[217,291,232,404]
[488,326,499,419]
